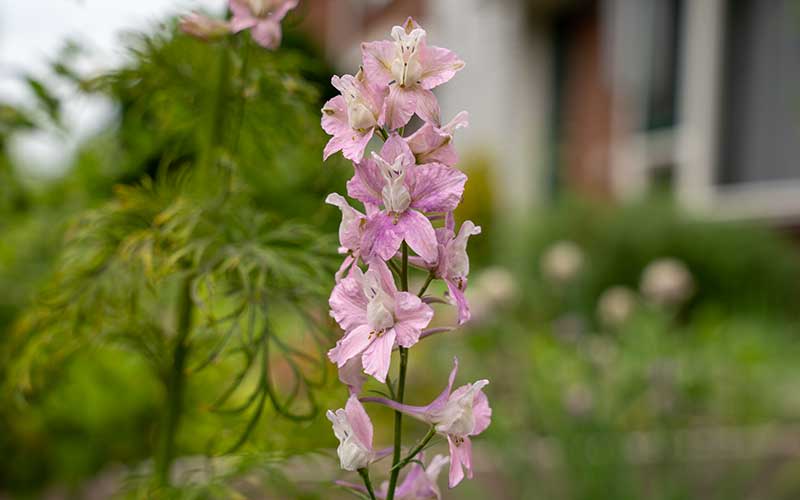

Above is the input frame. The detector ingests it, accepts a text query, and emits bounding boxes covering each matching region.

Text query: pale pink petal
[229,0,256,31]
[347,158,384,206]
[361,213,404,262]
[412,87,441,126]
[359,396,432,423]
[381,85,416,130]
[334,254,356,283]
[345,395,374,449]
[324,131,373,163]
[380,134,416,168]
[410,163,467,213]
[328,324,372,367]
[251,19,282,49]
[325,193,365,251]
[361,40,396,87]
[471,390,492,436]
[446,279,471,325]
[397,210,438,264]
[362,328,396,383]
[370,258,398,295]
[329,274,368,331]
[339,356,367,395]
[447,436,473,488]
[321,96,350,137]
[406,123,456,166]
[420,45,465,90]
[427,357,459,412]
[393,292,434,347]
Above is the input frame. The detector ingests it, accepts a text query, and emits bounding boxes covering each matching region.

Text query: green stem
[390,426,437,472]
[417,272,434,297]
[387,242,410,500]
[357,468,378,500]
[386,346,409,500]
[156,276,194,486]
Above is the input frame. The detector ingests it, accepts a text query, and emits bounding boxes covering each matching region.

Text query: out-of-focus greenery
[1,16,350,497]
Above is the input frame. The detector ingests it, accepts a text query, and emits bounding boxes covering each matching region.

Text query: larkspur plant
[322,17,492,500]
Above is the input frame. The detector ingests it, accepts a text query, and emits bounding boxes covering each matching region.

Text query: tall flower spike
[362,358,492,488]
[327,395,375,471]
[229,0,298,49]
[322,70,388,162]
[347,135,467,264]
[362,17,465,129]
[328,260,434,383]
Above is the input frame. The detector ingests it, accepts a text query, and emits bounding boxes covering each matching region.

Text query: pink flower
[327,395,375,471]
[322,70,387,162]
[362,358,491,488]
[328,260,434,383]
[362,17,465,130]
[179,13,231,41]
[406,112,469,167]
[383,454,450,499]
[347,135,467,264]
[435,215,481,324]
[229,0,297,49]
[326,193,366,281]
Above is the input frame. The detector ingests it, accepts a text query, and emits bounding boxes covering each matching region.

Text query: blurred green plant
[2,17,348,495]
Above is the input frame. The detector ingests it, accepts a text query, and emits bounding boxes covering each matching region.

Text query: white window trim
[676,0,800,223]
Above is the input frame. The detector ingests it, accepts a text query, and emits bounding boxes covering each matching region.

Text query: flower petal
[412,87,441,126]
[447,435,472,488]
[361,213,403,262]
[329,272,368,331]
[397,210,438,264]
[362,328,396,383]
[345,394,374,450]
[339,356,367,395]
[428,357,459,412]
[420,45,465,90]
[410,163,467,213]
[328,323,372,367]
[394,292,434,347]
[381,84,416,131]
[251,19,282,49]
[471,389,492,436]
[347,158,385,206]
[446,278,471,325]
[361,40,396,87]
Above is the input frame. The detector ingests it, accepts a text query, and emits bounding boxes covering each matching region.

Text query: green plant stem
[387,243,410,500]
[390,426,437,472]
[417,272,434,297]
[156,276,194,486]
[357,468,378,500]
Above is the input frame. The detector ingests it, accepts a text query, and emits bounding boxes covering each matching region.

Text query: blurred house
[299,0,800,223]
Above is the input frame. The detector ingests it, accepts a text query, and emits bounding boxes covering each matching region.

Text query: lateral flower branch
[322,17,492,499]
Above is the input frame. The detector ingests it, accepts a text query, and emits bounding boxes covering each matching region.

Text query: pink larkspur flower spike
[347,135,467,264]
[328,260,434,383]
[229,0,297,49]
[361,358,492,488]
[327,395,375,471]
[362,17,465,129]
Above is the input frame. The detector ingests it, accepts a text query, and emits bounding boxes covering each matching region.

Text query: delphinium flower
[179,13,231,41]
[328,260,434,383]
[327,395,376,471]
[321,17,492,499]
[348,135,467,264]
[362,17,465,129]
[322,70,388,162]
[362,358,491,488]
[229,0,298,49]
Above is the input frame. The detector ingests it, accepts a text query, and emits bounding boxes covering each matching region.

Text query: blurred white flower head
[640,258,694,307]
[466,266,518,324]
[596,286,637,328]
[541,240,584,285]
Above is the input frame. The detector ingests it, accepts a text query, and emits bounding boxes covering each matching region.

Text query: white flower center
[434,381,488,437]
[363,268,395,332]
[390,26,425,87]
[374,153,411,215]
[338,78,378,132]
[327,409,372,471]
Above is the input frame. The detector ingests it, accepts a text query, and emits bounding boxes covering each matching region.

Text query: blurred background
[2,0,800,498]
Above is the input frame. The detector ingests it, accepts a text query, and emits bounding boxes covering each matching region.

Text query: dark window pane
[719,0,800,185]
